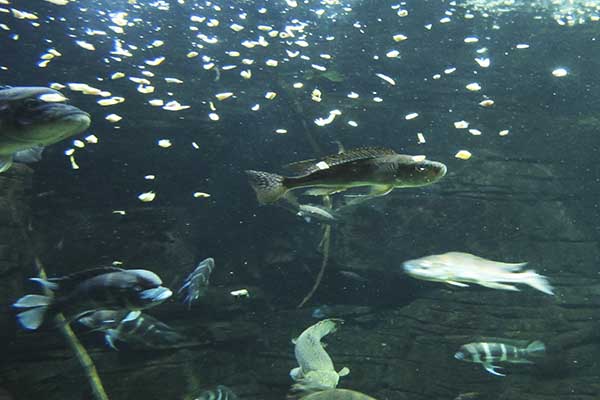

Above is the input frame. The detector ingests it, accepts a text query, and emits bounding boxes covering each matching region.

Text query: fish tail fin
[12,294,52,330]
[104,330,120,350]
[245,170,288,204]
[525,340,546,356]
[0,154,13,173]
[522,270,554,295]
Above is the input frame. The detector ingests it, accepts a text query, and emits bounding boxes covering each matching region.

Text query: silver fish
[297,204,336,223]
[178,258,215,308]
[454,341,546,376]
[338,270,367,283]
[79,310,185,350]
[0,86,90,172]
[194,385,237,400]
[403,252,553,295]
[12,267,172,330]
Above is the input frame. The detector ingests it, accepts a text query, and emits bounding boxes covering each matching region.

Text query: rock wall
[2,154,600,400]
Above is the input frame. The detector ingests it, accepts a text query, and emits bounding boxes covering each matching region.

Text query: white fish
[403,252,553,295]
[290,319,350,393]
[297,204,336,223]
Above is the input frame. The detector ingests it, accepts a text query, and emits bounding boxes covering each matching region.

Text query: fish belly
[287,162,393,191]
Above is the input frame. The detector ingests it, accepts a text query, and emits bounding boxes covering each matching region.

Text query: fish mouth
[43,103,91,123]
[402,261,417,273]
[454,352,465,360]
[139,286,173,303]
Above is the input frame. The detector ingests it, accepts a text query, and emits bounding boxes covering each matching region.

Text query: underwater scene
[1,0,600,399]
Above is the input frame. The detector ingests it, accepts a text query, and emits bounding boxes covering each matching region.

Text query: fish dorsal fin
[285,147,397,176]
[48,267,125,291]
[284,158,319,174]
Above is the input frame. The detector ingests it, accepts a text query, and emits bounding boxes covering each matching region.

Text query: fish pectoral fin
[446,281,470,287]
[483,363,505,376]
[368,184,394,197]
[477,281,520,291]
[344,185,394,205]
[338,367,350,377]
[13,146,44,163]
[121,310,141,322]
[509,359,534,364]
[104,330,120,350]
[0,154,13,173]
[304,187,348,196]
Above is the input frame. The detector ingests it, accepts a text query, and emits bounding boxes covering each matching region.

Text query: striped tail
[525,340,546,357]
[245,170,287,204]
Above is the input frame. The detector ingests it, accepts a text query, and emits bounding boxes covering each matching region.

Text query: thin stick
[8,167,107,398]
[297,194,334,309]
[297,224,331,309]
[33,257,110,400]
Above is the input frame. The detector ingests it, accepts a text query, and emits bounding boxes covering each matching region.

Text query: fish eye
[416,166,427,172]
[133,285,143,292]
[23,99,41,110]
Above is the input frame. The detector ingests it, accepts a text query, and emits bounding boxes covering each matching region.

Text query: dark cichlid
[12,267,172,331]
[178,257,215,308]
[0,86,90,172]
[79,309,185,350]
[246,147,447,204]
[454,341,546,376]
[193,385,238,400]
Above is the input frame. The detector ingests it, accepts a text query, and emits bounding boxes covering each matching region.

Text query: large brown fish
[246,147,446,204]
[0,86,90,172]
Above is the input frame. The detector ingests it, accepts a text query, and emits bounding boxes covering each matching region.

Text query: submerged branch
[297,195,333,309]
[33,256,110,400]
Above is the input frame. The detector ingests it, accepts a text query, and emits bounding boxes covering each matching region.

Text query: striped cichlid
[246,147,446,204]
[193,385,237,400]
[454,341,546,376]
[79,310,185,350]
[12,267,172,330]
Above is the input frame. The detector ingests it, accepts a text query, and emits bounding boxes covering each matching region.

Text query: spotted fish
[246,147,447,204]
[299,389,378,400]
[290,319,350,393]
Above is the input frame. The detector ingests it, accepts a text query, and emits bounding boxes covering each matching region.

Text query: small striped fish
[454,341,546,376]
[194,385,237,400]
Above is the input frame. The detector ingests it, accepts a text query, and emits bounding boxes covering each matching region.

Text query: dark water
[1,0,600,399]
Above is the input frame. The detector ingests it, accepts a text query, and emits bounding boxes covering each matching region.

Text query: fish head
[392,155,447,187]
[454,347,468,360]
[0,87,90,151]
[119,269,173,309]
[402,256,453,281]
